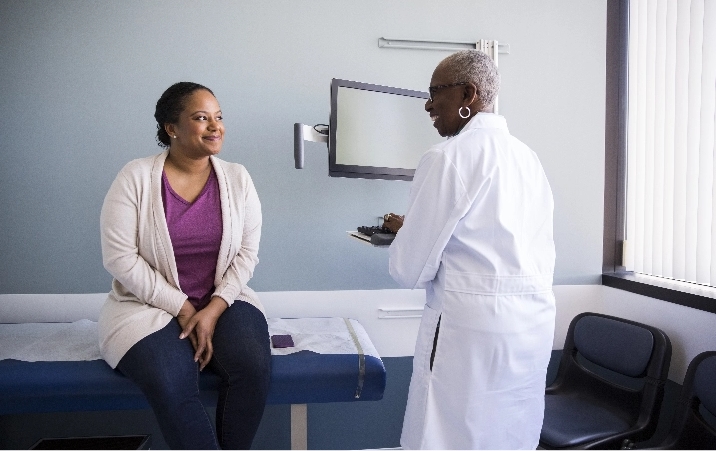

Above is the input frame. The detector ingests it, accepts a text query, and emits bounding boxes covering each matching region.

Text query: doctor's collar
[448,112,500,138]
[449,113,478,137]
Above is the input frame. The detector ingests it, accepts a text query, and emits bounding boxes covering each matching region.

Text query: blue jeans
[117,301,271,450]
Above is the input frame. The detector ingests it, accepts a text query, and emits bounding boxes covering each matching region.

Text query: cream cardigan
[98,150,263,368]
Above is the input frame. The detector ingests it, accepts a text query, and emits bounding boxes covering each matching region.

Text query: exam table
[0,314,386,450]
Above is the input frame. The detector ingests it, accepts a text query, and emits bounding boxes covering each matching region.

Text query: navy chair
[628,350,716,449]
[540,312,672,449]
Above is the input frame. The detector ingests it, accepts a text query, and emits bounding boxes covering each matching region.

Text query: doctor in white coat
[386,50,556,449]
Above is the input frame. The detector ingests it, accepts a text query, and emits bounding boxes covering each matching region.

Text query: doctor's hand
[178,297,228,371]
[382,213,405,233]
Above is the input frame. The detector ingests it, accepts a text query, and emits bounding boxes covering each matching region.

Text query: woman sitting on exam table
[98,82,269,450]
[385,50,556,449]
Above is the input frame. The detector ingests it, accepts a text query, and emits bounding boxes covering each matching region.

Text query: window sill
[602,272,716,315]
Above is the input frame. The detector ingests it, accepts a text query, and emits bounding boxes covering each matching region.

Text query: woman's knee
[118,324,201,401]
[217,301,268,336]
[213,303,269,355]
[212,339,270,383]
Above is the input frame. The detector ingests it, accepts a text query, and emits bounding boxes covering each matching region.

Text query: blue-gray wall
[0,0,607,294]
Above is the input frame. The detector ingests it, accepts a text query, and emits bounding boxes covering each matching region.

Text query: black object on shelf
[30,435,151,450]
[370,232,396,246]
[357,225,392,236]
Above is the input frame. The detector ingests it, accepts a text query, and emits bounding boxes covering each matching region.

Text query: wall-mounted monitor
[328,79,443,181]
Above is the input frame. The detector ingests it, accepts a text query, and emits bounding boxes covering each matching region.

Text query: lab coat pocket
[414,304,441,376]
[401,303,441,449]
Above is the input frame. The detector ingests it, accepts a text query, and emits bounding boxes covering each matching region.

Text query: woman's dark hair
[154,82,215,148]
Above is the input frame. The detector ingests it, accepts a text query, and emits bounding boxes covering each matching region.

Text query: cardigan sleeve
[213,167,261,305]
[100,166,187,316]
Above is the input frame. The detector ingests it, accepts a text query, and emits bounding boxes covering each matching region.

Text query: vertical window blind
[625,0,716,286]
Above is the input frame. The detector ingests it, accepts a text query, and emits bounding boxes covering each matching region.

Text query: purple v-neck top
[161,168,223,311]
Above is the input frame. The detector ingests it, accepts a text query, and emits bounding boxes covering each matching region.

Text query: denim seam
[194,363,219,449]
[212,352,232,447]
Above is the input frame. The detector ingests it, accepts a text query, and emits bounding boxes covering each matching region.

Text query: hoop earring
[459,106,471,119]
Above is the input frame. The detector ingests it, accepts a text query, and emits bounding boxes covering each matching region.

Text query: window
[603,0,716,314]
[625,0,716,285]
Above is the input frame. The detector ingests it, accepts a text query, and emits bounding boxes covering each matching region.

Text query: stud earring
[173,135,177,139]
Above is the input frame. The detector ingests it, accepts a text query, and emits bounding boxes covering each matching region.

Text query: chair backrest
[573,314,655,377]
[549,312,672,446]
[658,351,716,449]
[562,312,672,385]
[693,353,716,420]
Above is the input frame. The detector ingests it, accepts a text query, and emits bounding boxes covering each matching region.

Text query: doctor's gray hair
[440,50,500,108]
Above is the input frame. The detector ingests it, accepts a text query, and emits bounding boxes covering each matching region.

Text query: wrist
[208,296,229,314]
[178,300,196,316]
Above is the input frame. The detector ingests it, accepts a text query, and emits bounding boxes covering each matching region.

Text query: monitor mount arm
[294,123,328,169]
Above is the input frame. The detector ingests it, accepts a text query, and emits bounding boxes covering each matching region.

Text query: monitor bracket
[294,123,328,169]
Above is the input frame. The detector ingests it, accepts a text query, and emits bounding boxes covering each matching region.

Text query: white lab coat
[390,113,556,450]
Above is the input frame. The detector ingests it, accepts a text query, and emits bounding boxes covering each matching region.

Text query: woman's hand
[383,213,405,233]
[178,297,228,370]
[177,300,199,352]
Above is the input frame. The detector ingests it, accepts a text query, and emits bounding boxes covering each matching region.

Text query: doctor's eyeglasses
[428,82,468,101]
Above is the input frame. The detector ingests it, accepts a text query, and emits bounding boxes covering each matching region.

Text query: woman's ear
[464,83,487,112]
[165,123,176,138]
[463,83,479,107]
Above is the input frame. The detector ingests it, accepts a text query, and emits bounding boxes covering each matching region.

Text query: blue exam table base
[0,351,386,450]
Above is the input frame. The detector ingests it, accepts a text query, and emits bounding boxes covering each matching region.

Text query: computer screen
[328,79,443,181]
